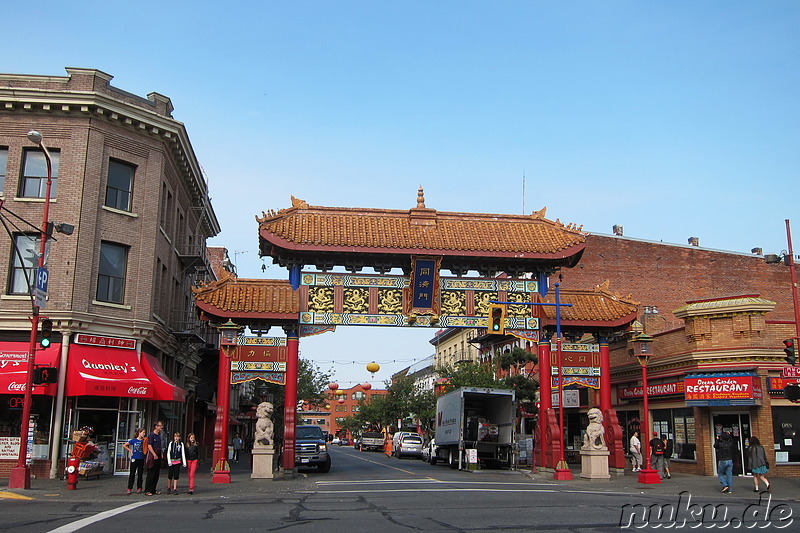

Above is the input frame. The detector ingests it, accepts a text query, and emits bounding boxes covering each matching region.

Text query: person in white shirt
[629,430,643,472]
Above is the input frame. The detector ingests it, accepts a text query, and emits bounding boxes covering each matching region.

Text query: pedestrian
[166,432,187,495]
[122,427,147,494]
[661,434,673,479]
[715,431,734,494]
[649,431,665,479]
[629,430,642,472]
[144,421,164,496]
[232,433,243,462]
[185,433,200,495]
[747,436,770,493]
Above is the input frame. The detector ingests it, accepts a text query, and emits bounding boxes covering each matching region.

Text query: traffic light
[32,366,57,385]
[488,304,506,335]
[784,338,797,366]
[40,318,53,348]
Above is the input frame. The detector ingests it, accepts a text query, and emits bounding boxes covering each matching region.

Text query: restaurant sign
[617,381,685,400]
[684,373,762,406]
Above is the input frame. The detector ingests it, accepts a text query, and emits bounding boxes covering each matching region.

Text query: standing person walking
[629,430,643,472]
[715,431,735,493]
[144,421,164,496]
[661,434,673,479]
[122,428,147,494]
[747,436,771,493]
[232,434,243,462]
[649,431,665,479]
[166,432,187,495]
[185,433,200,495]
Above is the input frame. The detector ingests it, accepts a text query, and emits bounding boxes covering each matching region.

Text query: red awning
[141,353,186,403]
[66,345,153,398]
[0,342,60,396]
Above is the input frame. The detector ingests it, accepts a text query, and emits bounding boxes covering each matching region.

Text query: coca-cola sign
[7,382,26,392]
[128,386,148,396]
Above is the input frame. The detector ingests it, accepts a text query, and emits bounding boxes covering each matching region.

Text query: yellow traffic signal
[488,304,506,335]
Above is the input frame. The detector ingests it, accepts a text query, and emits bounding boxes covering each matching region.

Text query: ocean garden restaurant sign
[684,372,762,407]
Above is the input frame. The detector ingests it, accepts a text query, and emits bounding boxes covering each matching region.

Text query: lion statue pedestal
[580,408,610,480]
[251,401,275,479]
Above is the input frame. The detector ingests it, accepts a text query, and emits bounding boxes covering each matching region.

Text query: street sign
[34,267,48,309]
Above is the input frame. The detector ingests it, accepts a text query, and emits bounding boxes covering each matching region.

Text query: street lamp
[8,131,54,490]
[631,333,661,484]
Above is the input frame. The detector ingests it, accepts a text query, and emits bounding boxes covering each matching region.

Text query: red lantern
[362,382,372,391]
[337,396,345,404]
[328,382,339,391]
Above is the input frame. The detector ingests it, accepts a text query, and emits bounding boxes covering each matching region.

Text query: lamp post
[632,333,660,484]
[8,131,54,489]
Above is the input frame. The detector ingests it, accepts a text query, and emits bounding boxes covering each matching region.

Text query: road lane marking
[343,452,420,475]
[0,491,33,500]
[46,501,154,533]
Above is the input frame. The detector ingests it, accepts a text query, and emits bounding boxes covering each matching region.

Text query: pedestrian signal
[33,366,57,385]
[785,384,800,402]
[488,304,506,335]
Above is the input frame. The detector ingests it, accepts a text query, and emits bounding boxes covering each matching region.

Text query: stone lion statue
[582,408,607,450]
[254,401,274,447]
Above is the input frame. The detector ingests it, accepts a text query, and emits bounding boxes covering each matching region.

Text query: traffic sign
[34,267,48,309]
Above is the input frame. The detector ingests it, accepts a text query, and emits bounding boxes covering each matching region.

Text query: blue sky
[5,1,799,386]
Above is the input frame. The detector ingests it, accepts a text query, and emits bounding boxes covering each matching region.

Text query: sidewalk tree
[437,361,501,393]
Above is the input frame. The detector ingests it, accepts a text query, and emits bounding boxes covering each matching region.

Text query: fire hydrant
[66,456,80,490]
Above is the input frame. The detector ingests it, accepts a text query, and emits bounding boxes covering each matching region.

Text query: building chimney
[688,237,699,247]
[751,247,763,255]
[612,224,623,236]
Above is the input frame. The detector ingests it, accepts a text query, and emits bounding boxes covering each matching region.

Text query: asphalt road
[2,446,799,532]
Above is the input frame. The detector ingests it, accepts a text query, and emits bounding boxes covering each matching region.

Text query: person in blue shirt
[123,428,147,494]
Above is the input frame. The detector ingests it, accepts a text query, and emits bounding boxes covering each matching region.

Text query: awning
[141,353,187,402]
[66,345,153,398]
[0,342,61,396]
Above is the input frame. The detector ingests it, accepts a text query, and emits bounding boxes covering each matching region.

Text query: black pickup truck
[295,425,331,472]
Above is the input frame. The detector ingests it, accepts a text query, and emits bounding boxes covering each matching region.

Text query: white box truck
[433,387,516,470]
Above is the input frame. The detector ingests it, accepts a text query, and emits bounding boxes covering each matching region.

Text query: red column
[537,339,551,468]
[212,346,232,483]
[599,339,611,412]
[282,325,299,472]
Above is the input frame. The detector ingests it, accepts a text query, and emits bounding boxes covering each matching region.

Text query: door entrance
[712,412,751,476]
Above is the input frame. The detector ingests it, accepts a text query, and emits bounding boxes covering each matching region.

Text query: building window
[20,148,59,198]
[8,234,39,295]
[352,405,360,412]
[97,242,128,303]
[352,391,366,400]
[335,405,347,412]
[105,159,134,211]
[653,407,696,461]
[0,147,7,192]
[772,406,800,463]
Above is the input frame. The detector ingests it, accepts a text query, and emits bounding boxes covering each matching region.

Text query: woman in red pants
[185,433,200,495]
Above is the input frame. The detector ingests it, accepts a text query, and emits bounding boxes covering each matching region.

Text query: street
[2,446,799,532]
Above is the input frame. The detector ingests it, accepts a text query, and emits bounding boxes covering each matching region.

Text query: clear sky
[5,1,799,387]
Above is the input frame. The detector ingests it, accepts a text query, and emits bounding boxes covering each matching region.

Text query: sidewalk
[3,455,800,502]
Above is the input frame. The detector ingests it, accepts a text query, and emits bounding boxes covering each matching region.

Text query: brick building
[562,232,799,477]
[0,68,220,478]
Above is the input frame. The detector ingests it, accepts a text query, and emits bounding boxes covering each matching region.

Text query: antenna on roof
[522,171,526,215]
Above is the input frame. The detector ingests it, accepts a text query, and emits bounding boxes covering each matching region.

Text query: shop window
[8,233,39,295]
[653,407,696,460]
[772,406,800,463]
[20,148,59,198]
[97,241,128,303]
[105,159,134,211]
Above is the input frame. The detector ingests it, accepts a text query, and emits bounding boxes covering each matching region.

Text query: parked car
[360,431,385,452]
[331,436,341,445]
[394,433,423,459]
[340,438,350,446]
[422,438,438,464]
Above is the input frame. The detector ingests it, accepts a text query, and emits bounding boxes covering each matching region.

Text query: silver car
[395,434,423,459]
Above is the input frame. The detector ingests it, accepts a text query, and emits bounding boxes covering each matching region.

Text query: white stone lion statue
[582,408,607,450]
[254,401,274,447]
